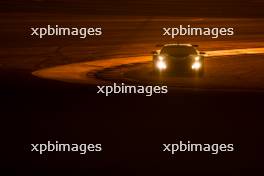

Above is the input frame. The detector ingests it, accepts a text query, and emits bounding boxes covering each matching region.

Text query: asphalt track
[21,15,264,92]
[32,47,264,91]
[2,16,264,175]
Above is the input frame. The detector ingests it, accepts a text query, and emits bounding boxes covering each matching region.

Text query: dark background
[1,0,264,17]
[1,71,264,175]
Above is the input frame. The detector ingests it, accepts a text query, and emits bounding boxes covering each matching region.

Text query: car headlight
[158,56,164,61]
[156,60,167,70]
[191,62,201,70]
[194,56,200,61]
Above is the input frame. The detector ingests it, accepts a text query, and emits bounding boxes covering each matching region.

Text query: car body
[152,44,205,76]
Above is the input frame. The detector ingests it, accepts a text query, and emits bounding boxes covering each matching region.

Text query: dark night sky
[0,0,263,17]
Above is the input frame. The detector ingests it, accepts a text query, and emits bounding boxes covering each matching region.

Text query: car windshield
[161,46,197,57]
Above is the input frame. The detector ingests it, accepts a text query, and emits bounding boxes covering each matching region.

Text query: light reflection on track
[206,47,264,57]
[32,47,264,85]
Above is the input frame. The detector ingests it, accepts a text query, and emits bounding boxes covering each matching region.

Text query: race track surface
[2,15,264,175]
[32,47,264,91]
[16,17,262,91]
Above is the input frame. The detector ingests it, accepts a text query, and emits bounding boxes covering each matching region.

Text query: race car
[152,44,205,76]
